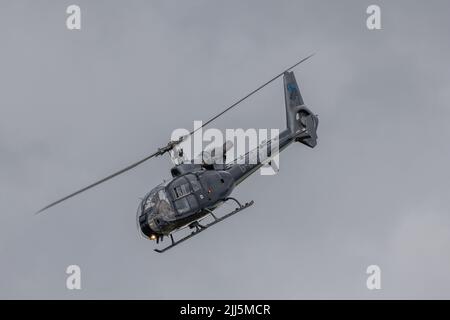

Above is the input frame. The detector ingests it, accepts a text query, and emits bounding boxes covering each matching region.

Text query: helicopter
[37,55,319,253]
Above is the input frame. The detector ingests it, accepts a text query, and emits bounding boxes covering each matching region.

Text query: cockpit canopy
[137,170,234,239]
[139,182,175,218]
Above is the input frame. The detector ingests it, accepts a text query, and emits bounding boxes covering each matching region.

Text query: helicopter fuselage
[137,122,317,241]
[136,69,319,246]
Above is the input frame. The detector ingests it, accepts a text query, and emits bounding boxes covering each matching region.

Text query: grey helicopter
[37,55,319,253]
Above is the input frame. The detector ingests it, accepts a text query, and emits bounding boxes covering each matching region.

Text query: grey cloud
[1,0,450,299]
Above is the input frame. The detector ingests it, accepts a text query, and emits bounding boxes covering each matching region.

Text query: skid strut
[154,199,254,253]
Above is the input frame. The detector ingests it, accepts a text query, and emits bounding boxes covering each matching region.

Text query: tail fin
[283,71,318,148]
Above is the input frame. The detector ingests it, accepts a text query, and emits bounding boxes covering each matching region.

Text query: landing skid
[154,198,254,253]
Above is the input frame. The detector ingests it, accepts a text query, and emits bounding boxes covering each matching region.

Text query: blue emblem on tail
[287,83,299,100]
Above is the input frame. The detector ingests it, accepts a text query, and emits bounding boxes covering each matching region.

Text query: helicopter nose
[141,222,160,241]
[138,214,159,240]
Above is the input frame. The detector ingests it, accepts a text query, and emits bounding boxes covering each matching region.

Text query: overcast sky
[1,0,450,299]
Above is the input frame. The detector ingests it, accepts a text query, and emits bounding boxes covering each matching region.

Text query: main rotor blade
[36,149,161,214]
[187,53,315,137]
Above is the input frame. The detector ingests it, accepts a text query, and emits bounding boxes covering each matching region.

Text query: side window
[173,183,190,199]
[173,186,181,198]
[175,195,198,215]
[175,197,190,214]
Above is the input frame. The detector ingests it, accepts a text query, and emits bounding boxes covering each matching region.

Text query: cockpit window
[140,182,175,218]
[143,192,158,211]
[158,189,168,202]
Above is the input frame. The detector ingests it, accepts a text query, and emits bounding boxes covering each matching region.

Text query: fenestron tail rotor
[36,54,314,214]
